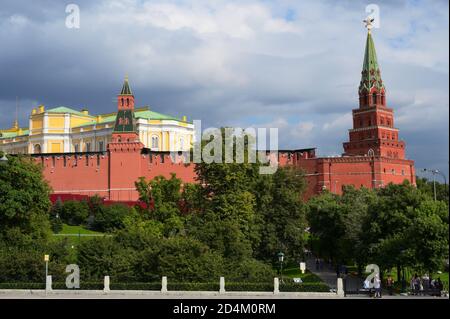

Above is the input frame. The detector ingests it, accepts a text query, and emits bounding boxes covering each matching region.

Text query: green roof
[71,108,190,128]
[0,129,30,139]
[135,109,180,121]
[46,106,94,117]
[359,32,385,94]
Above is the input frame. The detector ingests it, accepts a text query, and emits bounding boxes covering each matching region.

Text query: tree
[255,166,307,263]
[90,203,130,232]
[361,181,431,278]
[59,200,90,226]
[0,155,52,239]
[416,177,449,203]
[306,191,345,263]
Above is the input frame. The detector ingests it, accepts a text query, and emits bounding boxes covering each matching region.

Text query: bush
[168,282,220,291]
[280,282,330,292]
[59,200,90,226]
[52,282,104,290]
[90,204,130,232]
[110,282,161,290]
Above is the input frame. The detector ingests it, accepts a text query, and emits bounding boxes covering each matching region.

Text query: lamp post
[422,168,447,201]
[44,254,49,282]
[277,252,285,284]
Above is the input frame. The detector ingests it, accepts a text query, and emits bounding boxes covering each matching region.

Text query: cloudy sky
[0,0,448,178]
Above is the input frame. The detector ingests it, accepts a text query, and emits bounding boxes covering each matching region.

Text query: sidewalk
[306,257,337,290]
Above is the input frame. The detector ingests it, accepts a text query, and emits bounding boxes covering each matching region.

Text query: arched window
[151,135,159,150]
[372,93,377,105]
[364,95,369,106]
[381,94,385,105]
[127,98,129,107]
[121,98,124,106]
[33,144,41,154]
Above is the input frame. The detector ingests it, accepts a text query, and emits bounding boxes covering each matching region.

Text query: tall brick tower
[343,27,406,159]
[107,76,144,201]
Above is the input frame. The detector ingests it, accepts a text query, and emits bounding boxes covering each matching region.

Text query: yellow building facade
[0,105,194,154]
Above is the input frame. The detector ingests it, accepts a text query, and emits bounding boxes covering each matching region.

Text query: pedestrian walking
[374,274,382,298]
[386,275,394,296]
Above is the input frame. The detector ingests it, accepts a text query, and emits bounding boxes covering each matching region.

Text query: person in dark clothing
[436,278,443,297]
[386,275,394,296]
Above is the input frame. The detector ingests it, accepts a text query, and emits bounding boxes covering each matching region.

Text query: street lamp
[277,252,285,283]
[422,168,447,201]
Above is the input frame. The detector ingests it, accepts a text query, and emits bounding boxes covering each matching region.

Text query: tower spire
[120,75,133,95]
[112,76,138,141]
[359,25,384,96]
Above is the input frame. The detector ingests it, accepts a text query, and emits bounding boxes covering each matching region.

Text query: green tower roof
[359,32,385,94]
[120,76,133,95]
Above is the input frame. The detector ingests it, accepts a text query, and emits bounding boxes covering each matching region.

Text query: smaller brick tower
[107,76,145,201]
[343,28,406,159]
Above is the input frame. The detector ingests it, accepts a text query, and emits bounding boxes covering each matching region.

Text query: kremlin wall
[1,30,415,202]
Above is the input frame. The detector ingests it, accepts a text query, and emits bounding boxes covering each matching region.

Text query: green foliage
[89,204,130,232]
[307,180,449,277]
[416,177,448,203]
[0,156,52,239]
[58,200,90,226]
[255,166,307,263]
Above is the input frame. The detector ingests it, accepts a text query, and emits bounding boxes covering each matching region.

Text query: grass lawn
[58,224,103,235]
[281,265,324,283]
[52,224,108,247]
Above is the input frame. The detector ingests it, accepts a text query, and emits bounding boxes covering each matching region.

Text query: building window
[387,119,391,127]
[63,156,67,167]
[98,141,104,152]
[401,169,405,176]
[34,144,41,154]
[151,136,159,150]
[381,95,385,105]
[392,169,395,175]
[86,143,91,152]
[74,144,79,153]
[372,93,377,104]
[52,156,56,168]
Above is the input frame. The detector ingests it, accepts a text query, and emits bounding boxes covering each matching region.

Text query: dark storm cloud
[0,0,448,176]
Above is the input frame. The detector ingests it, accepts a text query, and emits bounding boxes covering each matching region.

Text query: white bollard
[219,277,225,294]
[274,277,280,294]
[161,276,168,293]
[104,276,110,293]
[46,275,52,292]
[337,278,345,297]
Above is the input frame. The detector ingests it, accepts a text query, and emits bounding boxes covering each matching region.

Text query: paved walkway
[306,257,337,290]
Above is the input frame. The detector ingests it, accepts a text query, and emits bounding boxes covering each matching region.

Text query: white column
[219,277,225,294]
[274,278,279,294]
[104,276,110,293]
[46,275,52,292]
[43,113,49,134]
[161,276,168,293]
[337,278,345,297]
